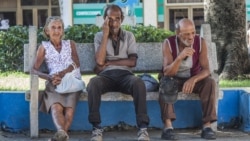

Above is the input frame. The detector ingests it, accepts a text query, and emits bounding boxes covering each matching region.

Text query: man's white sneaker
[137,128,150,141]
[90,127,103,141]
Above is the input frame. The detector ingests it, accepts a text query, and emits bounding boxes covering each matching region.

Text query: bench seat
[25,91,203,102]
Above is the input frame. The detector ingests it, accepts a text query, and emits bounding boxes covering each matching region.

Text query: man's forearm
[191,69,210,83]
[107,58,137,67]
[95,36,108,65]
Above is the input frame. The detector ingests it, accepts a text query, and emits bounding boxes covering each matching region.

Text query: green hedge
[0,25,174,72]
[0,26,29,72]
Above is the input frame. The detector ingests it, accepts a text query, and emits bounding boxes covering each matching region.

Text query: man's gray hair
[175,18,195,31]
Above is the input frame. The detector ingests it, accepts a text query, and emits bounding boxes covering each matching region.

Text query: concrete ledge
[78,92,205,101]
[1,89,238,132]
[25,90,206,102]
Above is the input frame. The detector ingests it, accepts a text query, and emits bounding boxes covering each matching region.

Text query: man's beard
[180,38,194,47]
[110,28,119,35]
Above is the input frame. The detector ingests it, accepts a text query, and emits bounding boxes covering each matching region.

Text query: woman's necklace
[55,45,62,52]
[50,41,62,52]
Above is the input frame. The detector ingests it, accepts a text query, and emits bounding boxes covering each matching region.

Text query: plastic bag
[55,69,85,94]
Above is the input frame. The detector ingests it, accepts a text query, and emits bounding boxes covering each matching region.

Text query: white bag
[55,69,85,94]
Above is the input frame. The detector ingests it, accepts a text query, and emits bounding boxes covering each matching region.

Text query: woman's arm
[31,45,52,81]
[57,40,80,78]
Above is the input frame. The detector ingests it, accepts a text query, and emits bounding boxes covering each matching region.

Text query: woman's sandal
[48,130,69,141]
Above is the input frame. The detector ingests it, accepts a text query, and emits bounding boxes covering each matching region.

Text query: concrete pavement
[1,128,250,141]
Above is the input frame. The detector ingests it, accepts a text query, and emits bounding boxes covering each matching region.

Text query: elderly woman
[32,16,83,141]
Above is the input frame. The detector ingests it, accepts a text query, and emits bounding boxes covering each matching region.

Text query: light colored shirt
[94,29,137,72]
[167,35,202,78]
[43,40,81,79]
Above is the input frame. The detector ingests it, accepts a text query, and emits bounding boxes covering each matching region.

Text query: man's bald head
[175,18,195,32]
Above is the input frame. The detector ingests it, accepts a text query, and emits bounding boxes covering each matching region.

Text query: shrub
[63,24,175,43]
[64,24,101,43]
[0,26,28,72]
[123,25,174,42]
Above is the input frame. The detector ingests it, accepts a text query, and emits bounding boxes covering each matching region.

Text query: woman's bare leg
[51,103,66,131]
[64,107,74,132]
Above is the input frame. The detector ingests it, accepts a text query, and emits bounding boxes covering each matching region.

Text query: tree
[204,0,249,79]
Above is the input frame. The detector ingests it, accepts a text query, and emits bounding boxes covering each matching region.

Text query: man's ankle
[92,123,101,129]
[138,123,148,129]
[203,122,211,129]
[164,127,174,130]
[164,119,173,128]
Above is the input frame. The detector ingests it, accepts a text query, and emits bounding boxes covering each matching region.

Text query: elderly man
[159,18,217,140]
[87,4,150,141]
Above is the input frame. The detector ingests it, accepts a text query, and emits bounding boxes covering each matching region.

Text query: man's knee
[200,77,216,100]
[132,76,146,88]
[206,77,215,86]
[87,76,103,90]
[200,77,216,90]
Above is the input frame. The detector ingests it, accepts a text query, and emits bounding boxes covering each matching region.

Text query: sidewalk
[1,128,250,141]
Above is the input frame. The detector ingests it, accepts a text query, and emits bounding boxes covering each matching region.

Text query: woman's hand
[51,74,62,85]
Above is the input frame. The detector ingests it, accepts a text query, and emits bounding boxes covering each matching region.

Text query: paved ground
[1,128,250,141]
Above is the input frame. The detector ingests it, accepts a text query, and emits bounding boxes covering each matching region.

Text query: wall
[0,90,245,132]
[247,0,250,22]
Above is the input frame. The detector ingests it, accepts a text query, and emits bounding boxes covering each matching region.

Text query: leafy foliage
[0,24,174,72]
[0,26,29,72]
[37,27,47,43]
[123,25,174,42]
[64,24,101,43]
[63,24,174,43]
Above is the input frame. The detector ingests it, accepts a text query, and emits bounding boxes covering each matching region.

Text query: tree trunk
[204,0,249,79]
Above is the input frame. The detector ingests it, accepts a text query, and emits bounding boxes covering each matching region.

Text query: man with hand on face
[87,4,150,141]
[158,18,217,140]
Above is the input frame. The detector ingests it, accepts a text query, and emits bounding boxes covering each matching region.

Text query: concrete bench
[23,24,219,138]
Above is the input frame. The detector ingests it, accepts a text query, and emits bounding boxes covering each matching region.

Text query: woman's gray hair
[43,16,64,39]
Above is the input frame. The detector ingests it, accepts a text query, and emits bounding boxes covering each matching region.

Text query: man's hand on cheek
[102,16,110,37]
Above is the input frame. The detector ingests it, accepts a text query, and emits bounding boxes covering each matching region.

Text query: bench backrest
[23,43,163,73]
[23,24,218,74]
